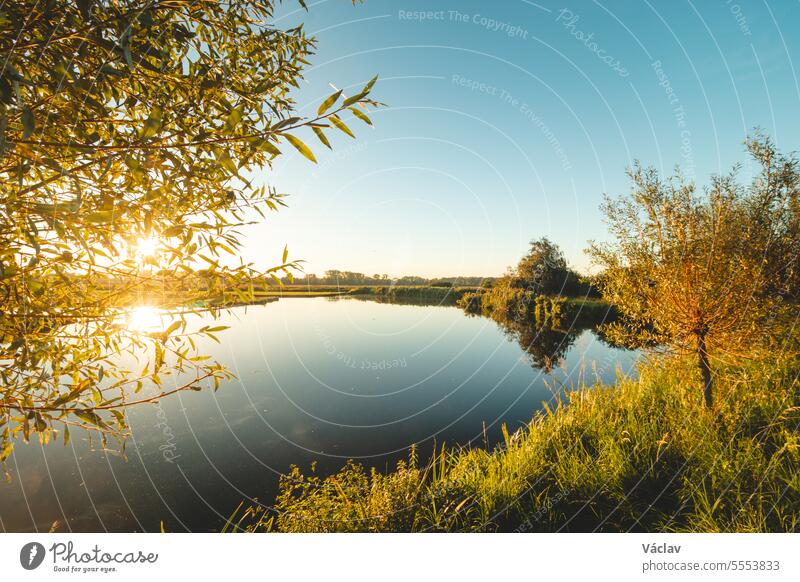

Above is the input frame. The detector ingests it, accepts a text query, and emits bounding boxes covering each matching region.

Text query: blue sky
[238,0,800,277]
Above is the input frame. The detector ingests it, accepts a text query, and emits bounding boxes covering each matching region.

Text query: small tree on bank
[588,135,799,408]
[511,237,592,296]
[514,237,568,293]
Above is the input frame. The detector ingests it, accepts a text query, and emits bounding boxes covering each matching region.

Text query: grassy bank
[231,354,800,532]
[348,285,477,303]
[253,290,348,298]
[217,285,480,302]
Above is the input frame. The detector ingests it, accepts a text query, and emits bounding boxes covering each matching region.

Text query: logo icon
[20,542,46,570]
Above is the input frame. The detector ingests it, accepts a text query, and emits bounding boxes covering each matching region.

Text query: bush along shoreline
[348,285,475,304]
[229,353,800,532]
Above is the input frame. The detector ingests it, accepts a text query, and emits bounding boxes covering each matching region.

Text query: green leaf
[251,137,281,156]
[74,410,109,430]
[283,134,317,163]
[216,149,238,174]
[141,107,163,139]
[21,106,35,138]
[341,94,362,108]
[349,107,372,126]
[225,106,244,132]
[165,320,182,337]
[317,89,342,116]
[363,74,378,94]
[85,211,115,223]
[204,326,230,333]
[33,413,47,432]
[282,244,288,263]
[100,64,127,77]
[0,442,13,462]
[329,114,355,138]
[124,45,134,69]
[50,388,83,408]
[111,410,127,430]
[51,380,90,408]
[312,126,331,149]
[162,225,183,237]
[342,75,377,107]
[154,342,164,372]
[272,117,301,131]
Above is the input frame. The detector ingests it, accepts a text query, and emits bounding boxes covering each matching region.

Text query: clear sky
[237,0,800,278]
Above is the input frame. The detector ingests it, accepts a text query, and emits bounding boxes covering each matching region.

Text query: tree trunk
[697,333,713,408]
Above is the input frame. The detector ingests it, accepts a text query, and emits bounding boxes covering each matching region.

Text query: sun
[127,306,164,333]
[136,236,159,258]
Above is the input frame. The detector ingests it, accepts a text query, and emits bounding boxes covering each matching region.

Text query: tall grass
[232,354,800,532]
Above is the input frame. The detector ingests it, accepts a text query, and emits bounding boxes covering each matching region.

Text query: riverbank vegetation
[589,135,800,408]
[216,283,480,302]
[230,135,800,533]
[348,285,474,303]
[457,237,603,323]
[231,351,800,532]
[281,271,493,287]
[3,0,799,535]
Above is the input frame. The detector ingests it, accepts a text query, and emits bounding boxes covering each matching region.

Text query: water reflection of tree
[487,298,622,372]
[496,317,586,372]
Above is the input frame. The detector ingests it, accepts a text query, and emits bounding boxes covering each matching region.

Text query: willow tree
[0,0,378,456]
[589,135,799,408]
[514,237,568,293]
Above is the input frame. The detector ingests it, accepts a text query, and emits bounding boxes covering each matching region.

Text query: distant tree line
[282,240,598,291]
[282,271,495,287]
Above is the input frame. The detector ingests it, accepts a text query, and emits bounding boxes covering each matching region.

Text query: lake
[0,297,638,532]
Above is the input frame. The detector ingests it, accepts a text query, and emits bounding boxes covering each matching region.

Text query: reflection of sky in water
[0,298,638,532]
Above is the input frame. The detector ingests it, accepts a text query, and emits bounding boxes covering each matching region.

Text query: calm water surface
[0,298,638,532]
